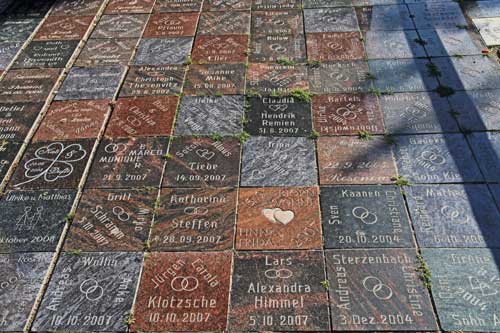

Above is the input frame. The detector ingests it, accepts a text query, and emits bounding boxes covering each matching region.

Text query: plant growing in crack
[289,88,314,103]
[416,254,432,291]
[392,175,410,187]
[358,130,373,141]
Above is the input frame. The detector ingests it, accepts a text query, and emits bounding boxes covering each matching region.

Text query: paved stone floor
[0,0,500,332]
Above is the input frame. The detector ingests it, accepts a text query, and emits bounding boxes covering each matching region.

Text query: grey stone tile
[467,131,500,183]
[0,18,40,42]
[133,37,193,65]
[449,90,500,131]
[465,0,500,18]
[0,42,22,69]
[309,61,372,93]
[409,1,467,29]
[420,29,483,57]
[364,30,426,59]
[304,7,359,32]
[12,40,79,69]
[473,17,500,47]
[91,14,148,39]
[241,136,317,186]
[356,5,414,31]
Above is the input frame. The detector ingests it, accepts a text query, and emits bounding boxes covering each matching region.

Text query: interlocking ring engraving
[80,278,104,301]
[264,268,293,279]
[335,107,357,120]
[352,206,378,225]
[270,44,287,53]
[113,206,130,221]
[104,142,128,153]
[362,276,393,300]
[420,150,446,165]
[170,276,199,291]
[440,205,469,224]
[184,206,209,216]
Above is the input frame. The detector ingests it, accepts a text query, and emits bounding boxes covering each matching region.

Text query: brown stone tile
[202,0,252,11]
[143,13,199,37]
[250,34,306,63]
[198,11,250,35]
[151,187,237,251]
[105,96,178,138]
[192,35,248,64]
[50,0,104,16]
[252,0,301,10]
[0,68,61,103]
[251,10,303,35]
[86,136,168,189]
[75,38,138,67]
[312,93,384,135]
[306,32,365,61]
[184,64,246,95]
[318,136,396,185]
[132,252,232,332]
[246,63,308,95]
[119,65,185,97]
[91,14,148,39]
[236,187,322,250]
[163,136,241,188]
[33,100,109,142]
[105,0,155,14]
[64,188,155,252]
[0,102,43,141]
[34,16,94,41]
[154,0,203,12]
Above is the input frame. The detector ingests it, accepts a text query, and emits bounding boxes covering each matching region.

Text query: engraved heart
[262,208,278,223]
[274,209,294,225]
[268,104,288,112]
[195,149,215,160]
[250,169,265,180]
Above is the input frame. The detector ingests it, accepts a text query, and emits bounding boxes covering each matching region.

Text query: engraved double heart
[262,208,295,225]
[268,104,288,112]
[195,149,215,160]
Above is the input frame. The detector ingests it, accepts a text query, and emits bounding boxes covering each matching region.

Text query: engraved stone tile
[304,7,359,32]
[91,14,148,39]
[434,55,500,91]
[0,253,52,332]
[356,5,413,31]
[369,59,439,93]
[252,0,302,11]
[306,32,364,61]
[32,252,142,332]
[106,96,178,138]
[0,141,21,183]
[0,190,75,253]
[467,131,500,183]
[229,251,330,331]
[241,136,317,186]
[163,136,241,187]
[3,0,52,17]
[0,102,42,141]
[12,40,78,69]
[250,34,306,63]
[192,35,248,64]
[380,92,458,134]
[154,0,203,12]
[247,64,308,95]
[236,187,322,250]
[364,30,426,59]
[473,17,500,47]
[449,90,500,131]
[246,96,312,136]
[9,140,93,190]
[0,42,23,70]
[409,1,467,29]
[406,184,500,248]
[55,66,125,101]
[184,64,246,95]
[64,188,155,252]
[151,187,237,251]
[308,61,371,94]
[304,0,353,7]
[326,249,437,331]
[50,0,103,16]
[175,95,244,135]
[132,252,232,332]
[198,11,250,35]
[0,18,40,42]
[120,65,185,97]
[465,0,500,19]
[251,10,303,35]
[203,0,252,11]
[133,37,193,65]
[420,29,483,57]
[321,185,413,248]
[144,13,199,37]
[105,0,155,14]
[393,134,484,183]
[86,137,168,189]
[312,93,384,135]
[318,136,396,185]
[34,16,94,41]
[0,68,60,102]
[423,248,500,332]
[75,38,138,67]
[33,100,109,142]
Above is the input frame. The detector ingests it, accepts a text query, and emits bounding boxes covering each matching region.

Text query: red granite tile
[105,96,178,138]
[34,16,94,41]
[143,12,199,37]
[202,0,252,11]
[312,93,384,135]
[184,64,246,95]
[246,63,308,95]
[306,32,365,61]
[105,0,155,14]
[50,0,104,16]
[154,0,203,12]
[192,35,248,64]
[236,187,322,250]
[317,136,396,185]
[33,100,109,142]
[132,252,232,332]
